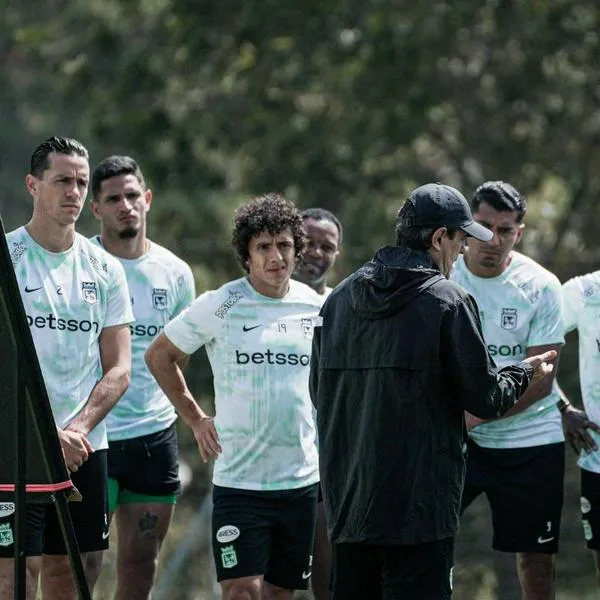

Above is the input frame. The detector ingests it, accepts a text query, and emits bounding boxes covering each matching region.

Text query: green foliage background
[2,1,599,597]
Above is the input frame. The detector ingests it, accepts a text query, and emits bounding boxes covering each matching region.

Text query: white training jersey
[451,252,564,448]
[164,277,323,491]
[91,237,195,441]
[563,271,600,473]
[8,227,134,450]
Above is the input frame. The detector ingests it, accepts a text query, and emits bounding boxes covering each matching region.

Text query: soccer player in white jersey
[561,272,600,586]
[450,181,564,600]
[146,194,323,600]
[293,207,341,600]
[86,156,195,599]
[0,137,133,600]
[294,208,342,299]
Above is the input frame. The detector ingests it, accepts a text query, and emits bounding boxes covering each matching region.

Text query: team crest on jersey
[152,288,168,310]
[301,318,314,339]
[81,282,98,305]
[501,308,517,330]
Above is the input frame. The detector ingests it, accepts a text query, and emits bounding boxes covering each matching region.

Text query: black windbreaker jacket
[310,246,534,545]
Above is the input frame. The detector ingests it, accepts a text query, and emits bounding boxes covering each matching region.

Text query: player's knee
[222,577,261,600]
[120,546,159,574]
[517,553,555,596]
[225,586,255,600]
[42,554,72,578]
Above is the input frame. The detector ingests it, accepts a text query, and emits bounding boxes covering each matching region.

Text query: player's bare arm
[66,323,131,437]
[146,331,221,462]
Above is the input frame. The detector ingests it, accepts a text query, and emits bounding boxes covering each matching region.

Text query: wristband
[556,398,571,413]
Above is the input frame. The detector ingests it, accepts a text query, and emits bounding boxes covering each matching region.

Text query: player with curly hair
[145,193,323,600]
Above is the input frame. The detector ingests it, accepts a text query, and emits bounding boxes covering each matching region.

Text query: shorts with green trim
[107,423,180,512]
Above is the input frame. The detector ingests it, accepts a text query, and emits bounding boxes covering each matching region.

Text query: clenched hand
[522,350,557,384]
[58,428,94,473]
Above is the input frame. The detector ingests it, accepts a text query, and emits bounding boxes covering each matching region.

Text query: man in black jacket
[309,183,557,600]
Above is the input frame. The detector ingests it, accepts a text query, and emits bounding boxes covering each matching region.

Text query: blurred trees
[4,0,598,393]
[5,1,600,282]
[2,1,600,596]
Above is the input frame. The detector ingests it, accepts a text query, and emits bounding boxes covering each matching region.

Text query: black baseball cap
[398,183,493,242]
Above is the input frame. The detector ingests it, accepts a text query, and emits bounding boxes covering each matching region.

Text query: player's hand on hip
[192,417,222,463]
[562,406,600,455]
[58,428,94,472]
[522,350,557,384]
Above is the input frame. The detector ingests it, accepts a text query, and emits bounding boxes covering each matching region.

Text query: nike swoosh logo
[24,286,43,293]
[242,324,261,332]
[102,530,110,540]
[301,570,311,580]
[537,536,554,544]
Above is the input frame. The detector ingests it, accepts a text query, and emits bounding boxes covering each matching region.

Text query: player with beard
[451,181,564,600]
[294,208,342,298]
[293,208,342,600]
[87,156,195,600]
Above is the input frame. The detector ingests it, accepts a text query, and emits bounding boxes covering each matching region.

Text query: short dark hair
[232,193,306,273]
[300,207,343,245]
[91,155,146,199]
[395,201,458,250]
[471,181,526,222]
[30,136,89,178]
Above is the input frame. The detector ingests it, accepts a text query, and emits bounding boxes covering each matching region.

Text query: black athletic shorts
[0,450,108,556]
[331,538,454,600]
[107,422,180,510]
[212,483,318,590]
[461,440,565,553]
[580,468,600,549]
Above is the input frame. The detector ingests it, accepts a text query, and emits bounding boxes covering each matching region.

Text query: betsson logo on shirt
[130,323,164,338]
[235,349,310,366]
[27,313,100,334]
[487,343,524,358]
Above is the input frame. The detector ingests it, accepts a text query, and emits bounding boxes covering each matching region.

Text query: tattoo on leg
[138,512,159,533]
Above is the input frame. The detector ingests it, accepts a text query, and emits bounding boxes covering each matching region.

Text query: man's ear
[25,174,37,197]
[515,223,525,245]
[90,199,102,221]
[430,226,447,251]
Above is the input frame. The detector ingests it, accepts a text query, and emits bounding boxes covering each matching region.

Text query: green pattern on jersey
[451,252,564,448]
[8,228,133,450]
[91,237,195,440]
[165,277,323,491]
[563,272,600,473]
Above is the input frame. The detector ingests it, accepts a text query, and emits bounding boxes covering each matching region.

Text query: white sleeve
[172,264,196,317]
[164,289,223,355]
[562,277,583,334]
[527,276,564,347]
[105,258,134,327]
